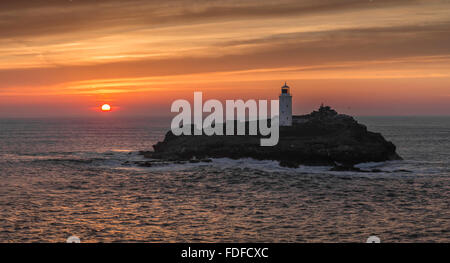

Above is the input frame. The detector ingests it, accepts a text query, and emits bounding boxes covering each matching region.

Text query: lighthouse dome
[281,82,290,94]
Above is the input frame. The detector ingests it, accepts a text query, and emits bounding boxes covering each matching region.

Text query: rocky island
[140,106,402,170]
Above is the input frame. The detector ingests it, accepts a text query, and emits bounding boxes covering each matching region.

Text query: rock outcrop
[144,106,402,168]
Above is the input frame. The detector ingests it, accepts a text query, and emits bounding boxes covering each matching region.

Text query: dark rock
[138,151,154,159]
[279,160,300,168]
[134,161,153,167]
[148,106,402,167]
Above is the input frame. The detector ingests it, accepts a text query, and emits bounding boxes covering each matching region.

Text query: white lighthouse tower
[279,82,292,126]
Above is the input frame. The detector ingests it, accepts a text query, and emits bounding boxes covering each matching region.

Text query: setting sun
[101,104,111,111]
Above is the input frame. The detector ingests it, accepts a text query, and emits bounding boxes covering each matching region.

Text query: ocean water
[0,116,449,243]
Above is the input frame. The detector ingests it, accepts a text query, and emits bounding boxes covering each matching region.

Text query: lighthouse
[279,82,292,126]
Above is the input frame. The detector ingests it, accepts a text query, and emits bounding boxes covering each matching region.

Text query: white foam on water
[210,157,333,174]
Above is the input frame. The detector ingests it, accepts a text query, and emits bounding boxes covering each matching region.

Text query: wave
[2,151,445,176]
[135,157,449,177]
[0,150,137,167]
[127,157,419,176]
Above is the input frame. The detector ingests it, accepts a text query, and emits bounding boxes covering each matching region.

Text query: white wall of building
[279,92,292,126]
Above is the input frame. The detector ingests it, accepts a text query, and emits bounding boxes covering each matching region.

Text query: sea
[0,116,449,242]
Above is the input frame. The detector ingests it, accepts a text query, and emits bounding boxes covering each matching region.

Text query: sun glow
[101,104,111,111]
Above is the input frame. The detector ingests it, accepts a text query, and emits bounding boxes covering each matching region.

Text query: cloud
[0,0,424,38]
[1,17,450,90]
[1,0,450,117]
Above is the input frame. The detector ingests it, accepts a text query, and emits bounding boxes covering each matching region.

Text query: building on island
[279,82,342,126]
[279,82,292,126]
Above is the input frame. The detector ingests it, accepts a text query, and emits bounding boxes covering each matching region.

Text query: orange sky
[0,0,449,117]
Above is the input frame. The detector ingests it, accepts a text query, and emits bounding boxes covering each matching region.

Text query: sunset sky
[0,0,449,117]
